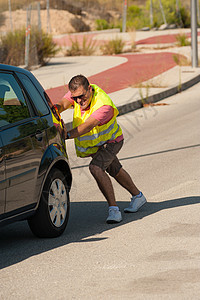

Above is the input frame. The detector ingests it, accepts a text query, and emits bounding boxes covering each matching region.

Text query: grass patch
[100,36,125,55]
[175,33,191,47]
[173,54,190,66]
[95,19,110,30]
[66,36,96,56]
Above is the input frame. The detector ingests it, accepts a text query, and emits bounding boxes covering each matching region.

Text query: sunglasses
[71,90,88,102]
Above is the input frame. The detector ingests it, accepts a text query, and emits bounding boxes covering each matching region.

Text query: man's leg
[89,141,123,207]
[89,164,122,223]
[89,143,123,224]
[89,164,117,207]
[114,167,140,196]
[114,168,147,213]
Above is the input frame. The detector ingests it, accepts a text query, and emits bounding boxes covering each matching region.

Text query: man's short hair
[68,75,90,91]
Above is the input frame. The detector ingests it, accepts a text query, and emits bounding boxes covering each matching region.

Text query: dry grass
[100,37,125,55]
[173,54,190,66]
[133,82,169,88]
[127,30,136,51]
[0,0,140,13]
[65,36,96,56]
[0,0,191,12]
[0,0,120,12]
[0,0,33,11]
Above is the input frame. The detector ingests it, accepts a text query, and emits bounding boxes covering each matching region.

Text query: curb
[117,73,200,116]
[53,28,120,39]
[64,73,200,130]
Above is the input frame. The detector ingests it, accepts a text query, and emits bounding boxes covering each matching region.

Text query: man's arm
[66,116,100,139]
[55,97,72,114]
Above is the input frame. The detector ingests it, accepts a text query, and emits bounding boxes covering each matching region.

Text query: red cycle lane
[136,32,200,45]
[54,32,199,48]
[46,52,182,103]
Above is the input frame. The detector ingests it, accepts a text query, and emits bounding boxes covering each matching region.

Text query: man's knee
[113,167,122,179]
[107,164,122,178]
[89,163,101,177]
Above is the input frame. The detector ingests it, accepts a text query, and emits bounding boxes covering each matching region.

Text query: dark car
[0,64,72,238]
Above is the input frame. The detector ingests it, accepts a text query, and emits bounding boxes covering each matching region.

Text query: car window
[0,73,30,127]
[17,73,49,116]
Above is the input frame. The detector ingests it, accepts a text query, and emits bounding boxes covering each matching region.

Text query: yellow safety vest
[73,84,123,158]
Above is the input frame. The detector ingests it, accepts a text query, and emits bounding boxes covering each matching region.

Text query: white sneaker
[124,193,147,213]
[106,208,122,224]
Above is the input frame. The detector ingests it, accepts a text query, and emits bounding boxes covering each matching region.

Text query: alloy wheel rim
[48,178,68,228]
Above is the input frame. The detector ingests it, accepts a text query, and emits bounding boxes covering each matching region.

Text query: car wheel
[28,168,70,238]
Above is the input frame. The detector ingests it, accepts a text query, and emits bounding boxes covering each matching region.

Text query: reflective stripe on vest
[77,120,116,142]
[76,124,121,154]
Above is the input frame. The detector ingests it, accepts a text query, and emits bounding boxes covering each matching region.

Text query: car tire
[28,168,70,238]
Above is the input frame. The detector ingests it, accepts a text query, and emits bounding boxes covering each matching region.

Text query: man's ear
[89,85,94,93]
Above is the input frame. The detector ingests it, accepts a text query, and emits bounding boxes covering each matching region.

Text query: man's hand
[55,98,72,114]
[53,104,61,120]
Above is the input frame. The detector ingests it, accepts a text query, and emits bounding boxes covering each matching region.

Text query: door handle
[35,130,44,141]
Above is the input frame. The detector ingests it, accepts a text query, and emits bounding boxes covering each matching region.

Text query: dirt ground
[0,8,97,35]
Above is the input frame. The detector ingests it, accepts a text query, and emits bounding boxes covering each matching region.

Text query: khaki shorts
[90,140,123,177]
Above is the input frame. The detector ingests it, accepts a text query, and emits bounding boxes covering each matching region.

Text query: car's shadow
[0,196,200,270]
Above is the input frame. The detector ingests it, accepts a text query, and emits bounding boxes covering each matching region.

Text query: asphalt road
[0,83,200,299]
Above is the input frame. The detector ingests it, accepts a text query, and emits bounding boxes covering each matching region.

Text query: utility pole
[197,0,200,24]
[191,0,198,67]
[37,2,42,32]
[46,0,51,33]
[122,0,127,33]
[150,0,153,27]
[159,0,167,25]
[8,0,13,31]
[25,5,31,68]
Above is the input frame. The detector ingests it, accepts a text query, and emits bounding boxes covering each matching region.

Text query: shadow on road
[70,144,200,170]
[0,196,199,270]
[45,61,76,66]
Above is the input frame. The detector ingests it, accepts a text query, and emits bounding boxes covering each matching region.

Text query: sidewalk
[32,29,200,127]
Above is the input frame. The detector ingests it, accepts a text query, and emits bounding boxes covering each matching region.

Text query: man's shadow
[0,196,199,269]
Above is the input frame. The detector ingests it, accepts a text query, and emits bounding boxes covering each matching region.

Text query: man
[55,75,146,223]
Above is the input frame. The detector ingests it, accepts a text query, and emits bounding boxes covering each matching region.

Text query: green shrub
[145,0,190,28]
[175,33,190,47]
[100,37,125,55]
[126,5,149,30]
[111,19,122,31]
[31,28,59,65]
[179,6,190,27]
[95,19,110,30]
[0,29,25,66]
[0,27,59,67]
[66,36,96,56]
[95,18,121,31]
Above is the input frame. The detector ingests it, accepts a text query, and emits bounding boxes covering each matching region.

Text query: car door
[0,135,5,214]
[0,71,48,214]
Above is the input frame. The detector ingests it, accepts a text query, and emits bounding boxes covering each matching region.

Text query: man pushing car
[55,74,147,223]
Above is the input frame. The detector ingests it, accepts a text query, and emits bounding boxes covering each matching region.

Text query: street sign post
[191,0,198,67]
[122,0,127,32]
